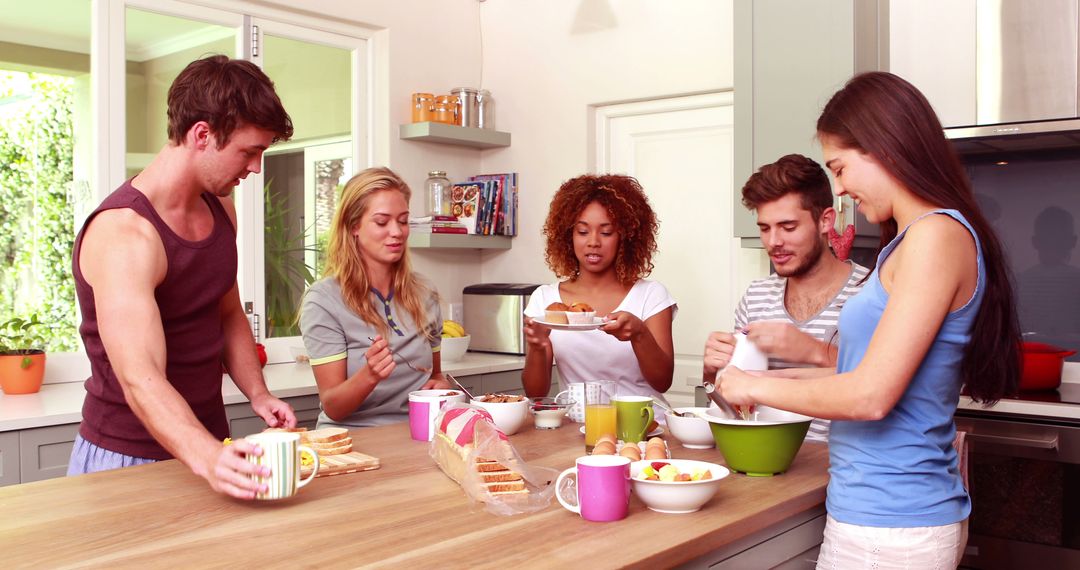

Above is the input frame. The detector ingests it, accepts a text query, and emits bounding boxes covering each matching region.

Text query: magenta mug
[556,455,631,522]
[408,389,467,441]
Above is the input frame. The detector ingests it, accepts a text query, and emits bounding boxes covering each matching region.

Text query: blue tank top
[829,209,982,527]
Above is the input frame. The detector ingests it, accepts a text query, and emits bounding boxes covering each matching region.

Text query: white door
[595,92,739,406]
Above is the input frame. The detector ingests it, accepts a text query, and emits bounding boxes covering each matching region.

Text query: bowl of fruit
[630,459,730,514]
[440,320,470,363]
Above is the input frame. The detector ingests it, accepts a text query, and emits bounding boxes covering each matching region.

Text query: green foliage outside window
[264,181,317,338]
[0,71,78,352]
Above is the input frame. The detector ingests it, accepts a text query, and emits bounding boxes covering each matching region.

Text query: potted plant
[0,314,48,394]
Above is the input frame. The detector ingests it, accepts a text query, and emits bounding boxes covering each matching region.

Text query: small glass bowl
[530,396,574,429]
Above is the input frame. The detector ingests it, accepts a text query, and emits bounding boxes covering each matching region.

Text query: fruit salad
[637,461,713,482]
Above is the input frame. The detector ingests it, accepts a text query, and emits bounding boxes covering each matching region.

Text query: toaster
[462,283,541,355]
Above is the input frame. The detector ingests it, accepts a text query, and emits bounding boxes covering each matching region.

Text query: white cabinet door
[595,93,741,405]
[888,0,977,128]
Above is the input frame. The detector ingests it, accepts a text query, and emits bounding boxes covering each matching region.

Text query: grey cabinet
[19,423,80,483]
[734,0,879,243]
[0,431,19,486]
[226,394,322,439]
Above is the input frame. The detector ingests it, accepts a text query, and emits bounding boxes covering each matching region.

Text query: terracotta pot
[1020,342,1076,391]
[0,351,46,394]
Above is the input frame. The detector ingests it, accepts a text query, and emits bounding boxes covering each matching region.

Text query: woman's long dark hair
[817,71,1019,404]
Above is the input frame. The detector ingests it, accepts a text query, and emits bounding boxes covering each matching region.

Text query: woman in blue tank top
[719,72,1020,568]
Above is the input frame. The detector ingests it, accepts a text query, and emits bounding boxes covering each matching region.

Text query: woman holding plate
[522,174,677,414]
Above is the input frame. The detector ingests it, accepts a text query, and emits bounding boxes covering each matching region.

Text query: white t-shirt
[524,279,678,410]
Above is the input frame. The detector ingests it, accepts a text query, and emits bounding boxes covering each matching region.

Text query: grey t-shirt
[300,277,441,428]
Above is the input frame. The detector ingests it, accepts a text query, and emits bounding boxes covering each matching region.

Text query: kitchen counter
[0,418,829,568]
[0,352,526,432]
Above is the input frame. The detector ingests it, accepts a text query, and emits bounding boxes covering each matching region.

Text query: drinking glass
[584,380,616,452]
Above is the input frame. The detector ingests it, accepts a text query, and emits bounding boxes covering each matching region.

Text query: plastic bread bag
[429,403,558,516]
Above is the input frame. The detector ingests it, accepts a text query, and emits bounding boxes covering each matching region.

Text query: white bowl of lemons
[441,320,470,362]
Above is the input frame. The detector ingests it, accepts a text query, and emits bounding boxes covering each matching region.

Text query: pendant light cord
[478,0,485,89]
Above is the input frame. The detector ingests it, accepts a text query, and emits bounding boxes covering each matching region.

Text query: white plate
[579,425,664,438]
[533,318,606,331]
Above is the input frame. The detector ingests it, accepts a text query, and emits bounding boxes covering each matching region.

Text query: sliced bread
[310,439,353,456]
[301,427,350,444]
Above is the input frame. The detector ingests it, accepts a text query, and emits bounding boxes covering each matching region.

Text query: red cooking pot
[1020,341,1077,391]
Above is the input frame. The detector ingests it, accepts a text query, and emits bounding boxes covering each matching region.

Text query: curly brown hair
[543,174,659,284]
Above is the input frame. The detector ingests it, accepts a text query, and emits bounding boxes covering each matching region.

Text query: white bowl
[665,408,715,449]
[440,335,470,363]
[471,395,530,435]
[530,396,573,429]
[630,459,730,514]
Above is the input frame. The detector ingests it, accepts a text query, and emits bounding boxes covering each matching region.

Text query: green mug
[613,396,654,443]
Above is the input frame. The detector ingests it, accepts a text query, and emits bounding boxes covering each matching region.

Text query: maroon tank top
[73,181,236,459]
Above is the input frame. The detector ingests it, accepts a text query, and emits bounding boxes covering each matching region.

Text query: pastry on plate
[544,302,570,324]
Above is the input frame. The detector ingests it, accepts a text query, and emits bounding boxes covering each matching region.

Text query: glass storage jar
[411,92,434,123]
[425,171,451,216]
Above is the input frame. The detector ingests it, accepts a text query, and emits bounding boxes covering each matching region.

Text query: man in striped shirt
[704,154,869,442]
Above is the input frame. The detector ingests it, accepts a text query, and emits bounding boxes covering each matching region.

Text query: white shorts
[816,515,968,570]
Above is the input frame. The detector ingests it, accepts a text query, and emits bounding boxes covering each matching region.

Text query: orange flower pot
[0,352,46,394]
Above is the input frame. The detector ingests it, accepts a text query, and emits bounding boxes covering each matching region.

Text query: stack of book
[449,173,518,235]
[409,215,468,234]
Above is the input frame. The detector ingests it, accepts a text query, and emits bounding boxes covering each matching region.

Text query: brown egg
[644,446,667,460]
[597,433,617,446]
[592,442,616,455]
[646,437,664,448]
[619,445,641,460]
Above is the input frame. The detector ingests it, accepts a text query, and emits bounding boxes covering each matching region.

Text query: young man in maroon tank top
[69,55,297,500]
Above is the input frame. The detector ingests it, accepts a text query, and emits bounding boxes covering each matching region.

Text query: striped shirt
[734,261,870,442]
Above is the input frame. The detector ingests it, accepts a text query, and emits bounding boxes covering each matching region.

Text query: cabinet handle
[966,432,1058,450]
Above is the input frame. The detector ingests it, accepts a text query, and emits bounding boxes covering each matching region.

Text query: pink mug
[408,389,467,441]
[556,455,631,522]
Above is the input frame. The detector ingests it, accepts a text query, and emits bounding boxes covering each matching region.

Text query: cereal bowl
[471,394,530,435]
[530,395,574,429]
[665,407,715,449]
[630,459,729,514]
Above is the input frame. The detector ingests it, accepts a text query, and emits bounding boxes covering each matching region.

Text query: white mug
[558,383,588,423]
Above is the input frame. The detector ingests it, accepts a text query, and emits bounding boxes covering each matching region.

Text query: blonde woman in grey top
[300,167,451,428]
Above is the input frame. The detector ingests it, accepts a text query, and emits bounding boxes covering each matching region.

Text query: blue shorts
[67,434,157,476]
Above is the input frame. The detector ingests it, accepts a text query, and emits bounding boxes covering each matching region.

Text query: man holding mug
[703,154,869,442]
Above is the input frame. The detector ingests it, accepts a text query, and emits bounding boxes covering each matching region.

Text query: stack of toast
[475,457,527,497]
[300,427,353,456]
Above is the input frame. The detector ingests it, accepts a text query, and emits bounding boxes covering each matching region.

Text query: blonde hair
[321,167,437,342]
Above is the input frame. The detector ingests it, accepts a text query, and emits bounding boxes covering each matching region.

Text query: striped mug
[244,431,320,500]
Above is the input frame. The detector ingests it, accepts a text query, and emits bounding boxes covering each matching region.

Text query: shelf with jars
[398,122,510,149]
[402,89,509,149]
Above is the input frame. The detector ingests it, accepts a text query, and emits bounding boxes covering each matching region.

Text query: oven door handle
[966,432,1059,450]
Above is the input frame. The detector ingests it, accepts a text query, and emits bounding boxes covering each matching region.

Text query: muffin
[566,302,596,325]
[544,302,570,324]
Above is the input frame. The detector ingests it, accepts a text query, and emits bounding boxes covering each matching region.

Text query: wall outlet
[448,302,464,323]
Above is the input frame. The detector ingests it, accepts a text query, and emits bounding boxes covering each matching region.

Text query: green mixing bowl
[702,406,812,476]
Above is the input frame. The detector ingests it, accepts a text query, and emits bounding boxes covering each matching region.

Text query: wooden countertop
[0,418,829,568]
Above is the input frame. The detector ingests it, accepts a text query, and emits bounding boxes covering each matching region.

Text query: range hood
[944,0,1080,147]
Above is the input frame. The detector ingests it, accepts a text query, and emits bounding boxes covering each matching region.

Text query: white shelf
[408,233,511,249]
[398,122,511,149]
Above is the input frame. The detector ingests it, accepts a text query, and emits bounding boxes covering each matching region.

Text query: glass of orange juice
[584,380,616,453]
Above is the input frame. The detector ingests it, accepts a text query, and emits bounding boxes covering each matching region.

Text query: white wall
[476,0,735,290]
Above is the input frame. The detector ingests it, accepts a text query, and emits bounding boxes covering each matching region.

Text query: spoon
[445,373,476,401]
[652,400,694,418]
[702,379,740,420]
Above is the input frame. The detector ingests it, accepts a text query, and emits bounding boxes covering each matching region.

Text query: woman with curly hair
[300,167,451,429]
[522,174,676,409]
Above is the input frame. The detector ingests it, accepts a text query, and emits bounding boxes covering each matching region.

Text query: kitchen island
[0,418,829,568]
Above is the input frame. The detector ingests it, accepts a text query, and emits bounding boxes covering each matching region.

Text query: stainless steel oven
[955,410,1080,569]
